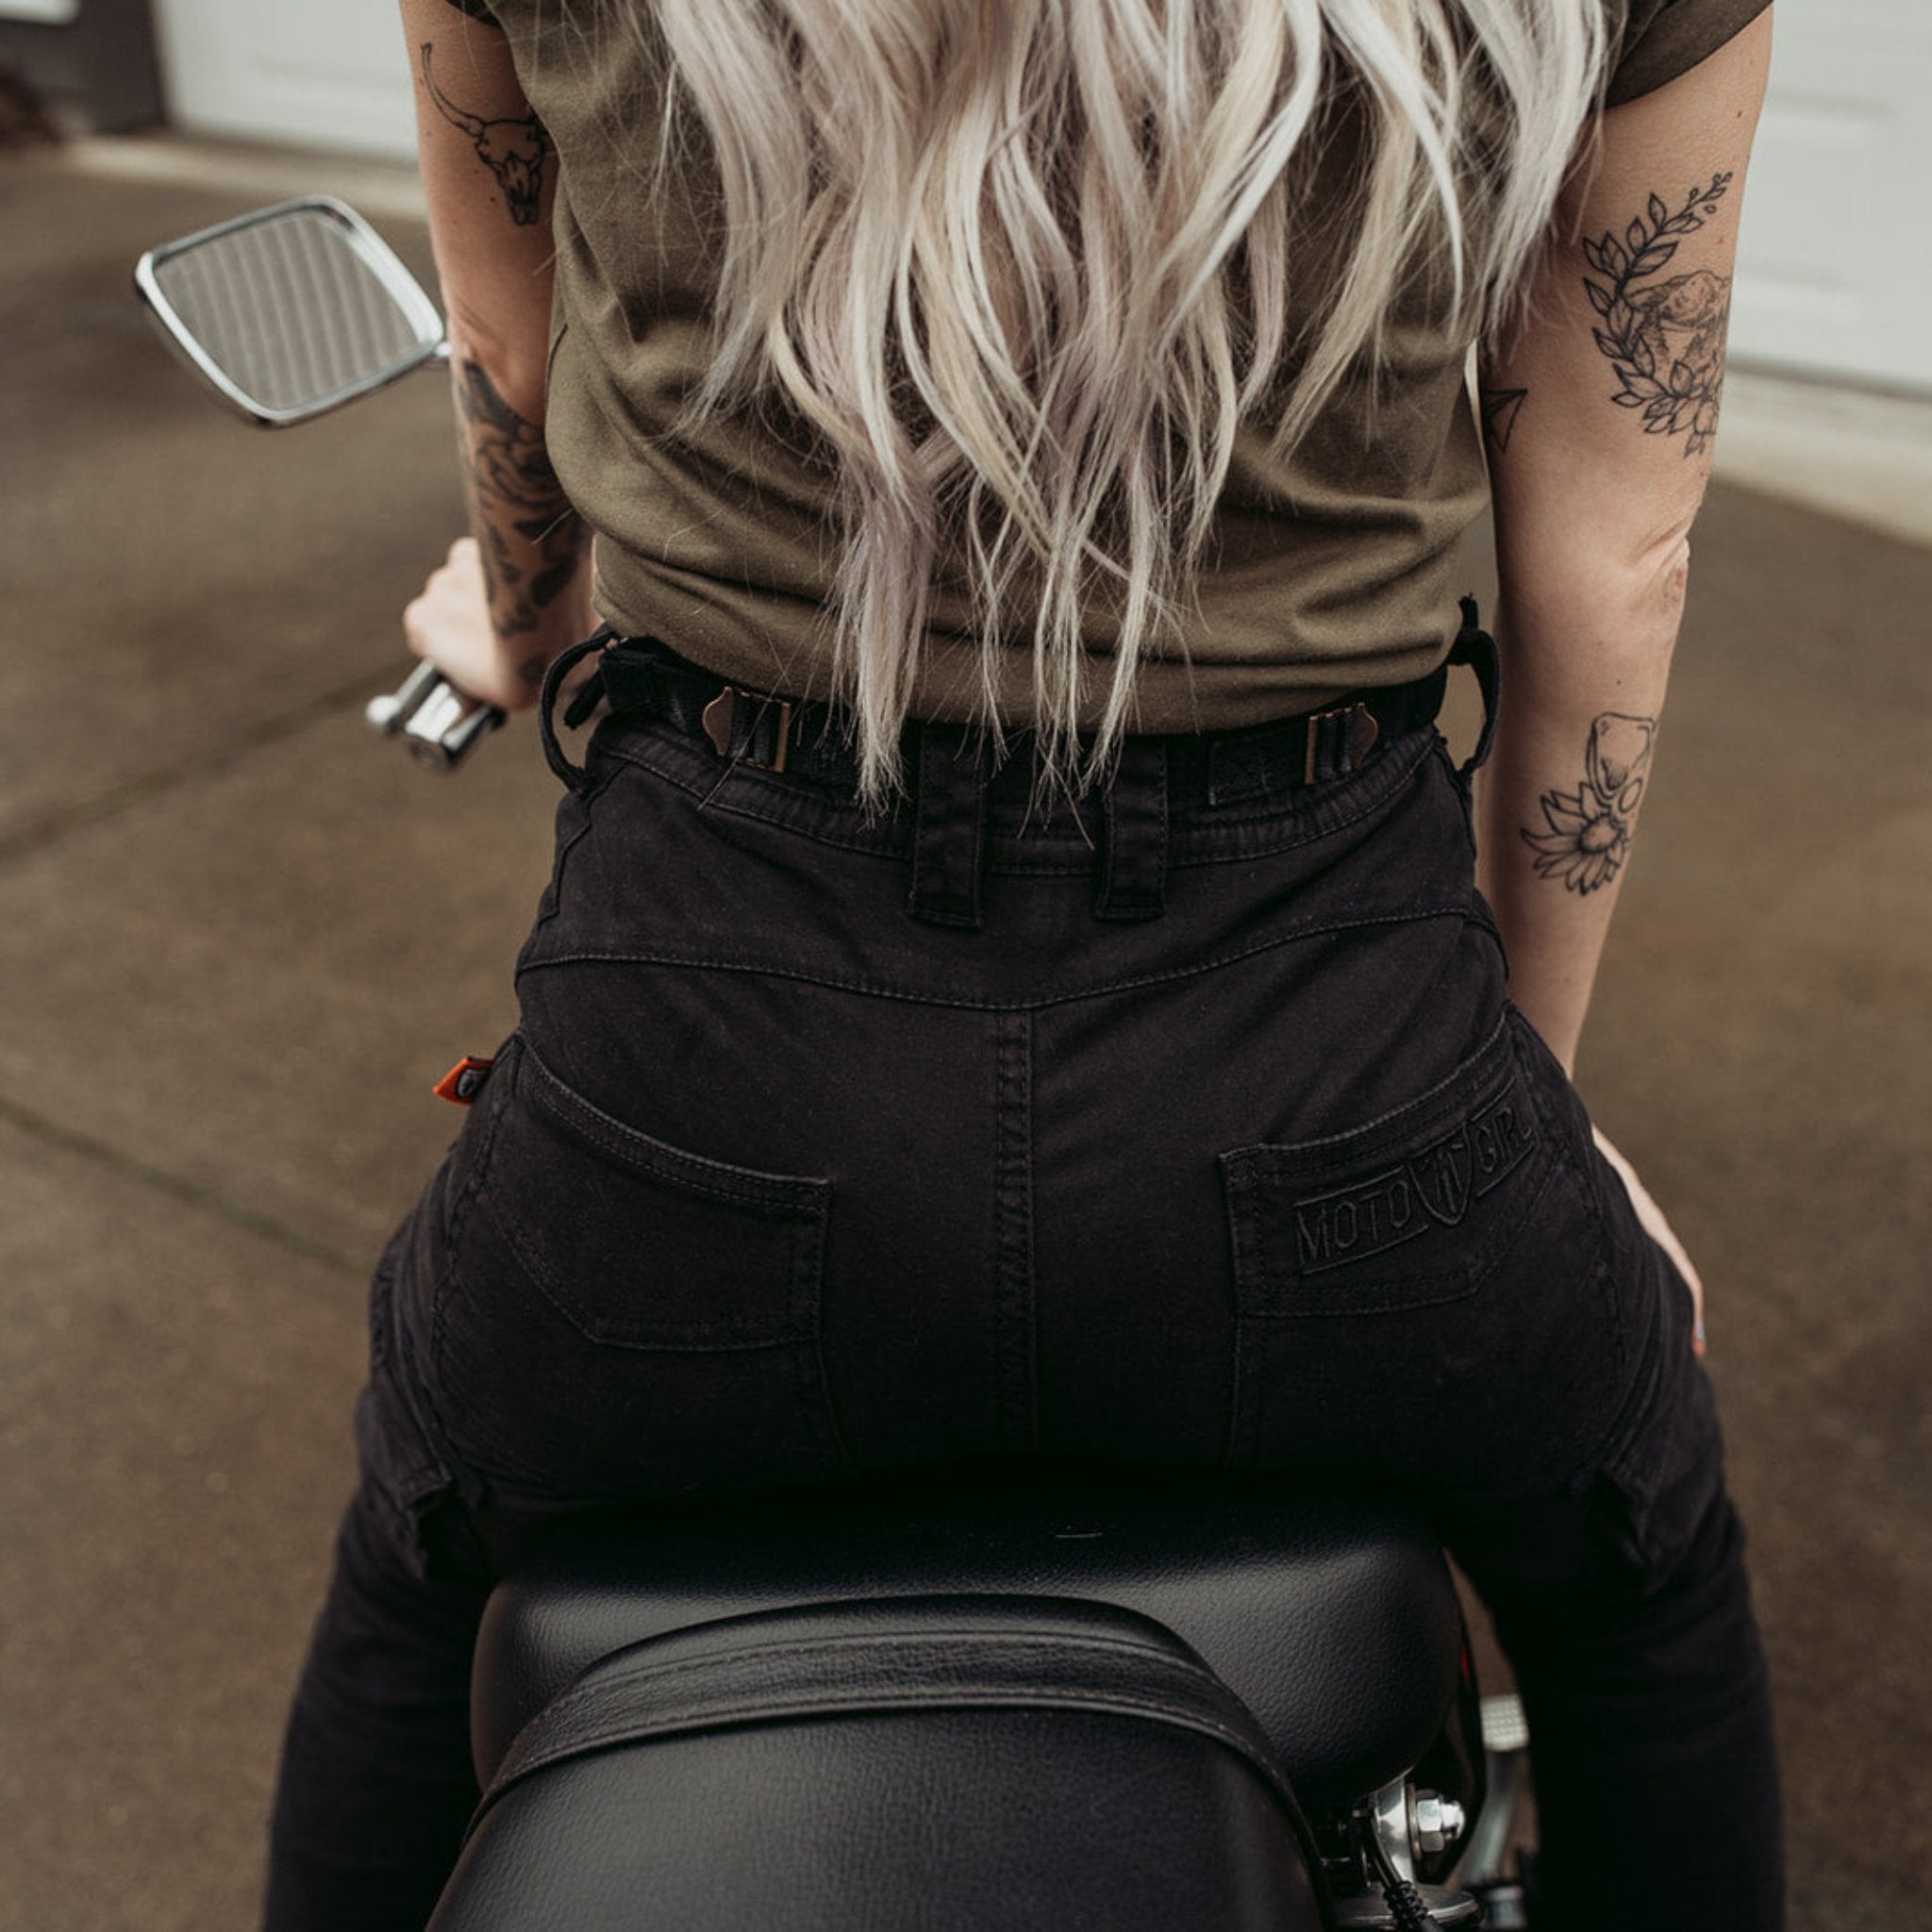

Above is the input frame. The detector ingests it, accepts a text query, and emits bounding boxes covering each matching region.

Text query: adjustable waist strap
[540,606,1497,805]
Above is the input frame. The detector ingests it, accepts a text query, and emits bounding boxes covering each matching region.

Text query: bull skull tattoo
[420,43,549,226]
[1522,712,1657,896]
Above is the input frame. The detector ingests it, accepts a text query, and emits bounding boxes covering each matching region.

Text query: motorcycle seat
[432,1591,1336,1931]
[470,1460,1463,1809]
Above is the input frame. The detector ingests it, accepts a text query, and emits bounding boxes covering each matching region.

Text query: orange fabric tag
[434,1056,496,1106]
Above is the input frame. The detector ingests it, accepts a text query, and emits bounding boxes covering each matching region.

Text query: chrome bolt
[1411,1791,1467,1854]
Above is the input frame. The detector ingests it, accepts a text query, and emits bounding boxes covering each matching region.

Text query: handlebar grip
[365,663,506,771]
[365,659,443,736]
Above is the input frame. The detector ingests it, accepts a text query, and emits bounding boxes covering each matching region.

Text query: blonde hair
[636,0,1607,800]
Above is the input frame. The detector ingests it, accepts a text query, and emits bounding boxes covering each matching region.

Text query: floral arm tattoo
[1583,176,1734,455]
[1523,713,1657,895]
[455,358,586,681]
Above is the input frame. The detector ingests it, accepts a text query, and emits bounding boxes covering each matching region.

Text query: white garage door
[1730,2,1932,391]
[152,0,417,160]
[152,0,1930,392]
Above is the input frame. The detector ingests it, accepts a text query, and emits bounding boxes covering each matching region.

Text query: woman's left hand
[1591,1124,1707,1357]
[403,536,546,714]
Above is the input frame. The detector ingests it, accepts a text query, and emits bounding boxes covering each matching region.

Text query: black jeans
[266,689,1781,1929]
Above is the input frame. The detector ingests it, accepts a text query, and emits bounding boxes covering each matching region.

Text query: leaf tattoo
[1582,175,1733,455]
[1522,713,1657,895]
[455,359,583,639]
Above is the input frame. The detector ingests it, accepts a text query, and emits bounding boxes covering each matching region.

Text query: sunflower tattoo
[1523,713,1657,895]
[1583,175,1733,455]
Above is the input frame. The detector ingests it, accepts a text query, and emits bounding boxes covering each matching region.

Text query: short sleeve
[441,0,501,23]
[1607,0,1774,107]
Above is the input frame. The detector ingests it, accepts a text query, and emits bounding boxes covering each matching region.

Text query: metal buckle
[1302,703,1380,785]
[701,686,793,773]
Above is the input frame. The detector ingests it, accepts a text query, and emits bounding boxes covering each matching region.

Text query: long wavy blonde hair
[635,0,1607,799]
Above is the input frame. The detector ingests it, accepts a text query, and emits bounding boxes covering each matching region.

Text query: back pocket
[1220,1011,1555,1319]
[431,1036,845,1497]
[483,1040,828,1351]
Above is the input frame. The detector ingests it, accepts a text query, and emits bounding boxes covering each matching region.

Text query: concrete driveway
[2,142,1926,1931]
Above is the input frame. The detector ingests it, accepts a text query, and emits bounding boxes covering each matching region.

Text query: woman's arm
[398,0,591,711]
[1478,14,1774,1076]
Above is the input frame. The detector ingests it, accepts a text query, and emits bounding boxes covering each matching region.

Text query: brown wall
[0,0,162,131]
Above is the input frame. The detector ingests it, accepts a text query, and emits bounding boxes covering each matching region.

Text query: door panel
[1730,4,1932,391]
[153,0,416,159]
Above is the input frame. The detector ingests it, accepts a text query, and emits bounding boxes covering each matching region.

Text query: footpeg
[1479,1691,1529,1755]
[1453,1691,1533,1896]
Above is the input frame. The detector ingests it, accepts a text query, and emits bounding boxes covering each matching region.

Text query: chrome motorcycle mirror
[136,197,502,769]
[135,195,447,425]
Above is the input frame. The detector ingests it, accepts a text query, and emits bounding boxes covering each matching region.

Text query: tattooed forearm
[1480,385,1528,455]
[1582,176,1733,455]
[420,42,549,225]
[455,358,585,641]
[1522,712,1657,895]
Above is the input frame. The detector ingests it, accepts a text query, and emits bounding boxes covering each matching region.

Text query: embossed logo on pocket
[1407,1129,1474,1228]
[1292,1166,1427,1273]
[1283,1074,1538,1276]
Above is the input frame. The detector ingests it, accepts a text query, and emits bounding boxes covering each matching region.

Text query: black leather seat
[429,1464,1462,1931]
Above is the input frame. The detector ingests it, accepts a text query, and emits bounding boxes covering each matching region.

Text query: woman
[267,2,1779,1926]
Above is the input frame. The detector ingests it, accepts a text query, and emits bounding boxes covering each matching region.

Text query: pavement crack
[0,1092,368,1278]
[0,669,393,867]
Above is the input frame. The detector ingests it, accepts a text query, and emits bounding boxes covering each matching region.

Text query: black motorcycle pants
[265,670,1781,1930]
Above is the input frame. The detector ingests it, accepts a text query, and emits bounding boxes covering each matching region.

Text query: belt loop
[908,722,990,929]
[539,626,618,793]
[1094,736,1168,922]
[1448,595,1502,786]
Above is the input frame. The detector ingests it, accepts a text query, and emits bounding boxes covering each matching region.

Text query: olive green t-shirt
[455,0,1771,728]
